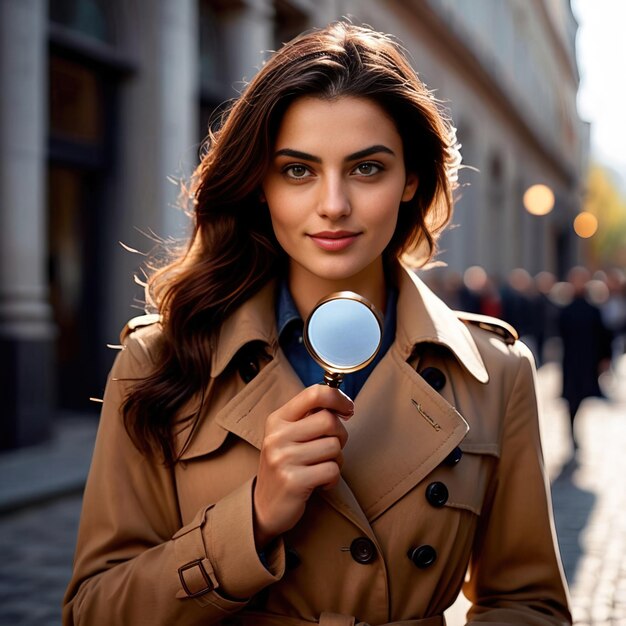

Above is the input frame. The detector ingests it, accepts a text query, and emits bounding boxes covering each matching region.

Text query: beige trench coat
[63,267,571,625]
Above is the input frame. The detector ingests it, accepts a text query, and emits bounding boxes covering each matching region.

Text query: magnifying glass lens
[303,292,383,387]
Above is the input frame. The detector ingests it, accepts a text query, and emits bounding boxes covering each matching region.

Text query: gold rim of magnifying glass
[303,291,384,375]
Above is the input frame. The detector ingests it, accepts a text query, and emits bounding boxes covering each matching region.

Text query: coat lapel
[214,350,374,536]
[335,265,487,523]
[343,344,469,522]
[214,354,302,450]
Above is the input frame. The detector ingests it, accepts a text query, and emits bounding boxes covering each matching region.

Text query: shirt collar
[210,264,489,383]
[276,279,302,338]
[275,279,397,341]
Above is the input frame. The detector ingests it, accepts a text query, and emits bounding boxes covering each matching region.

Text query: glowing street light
[573,211,598,238]
[523,184,555,216]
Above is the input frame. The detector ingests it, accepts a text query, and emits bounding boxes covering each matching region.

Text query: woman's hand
[253,384,354,549]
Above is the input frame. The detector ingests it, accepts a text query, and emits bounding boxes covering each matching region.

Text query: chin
[310,264,370,284]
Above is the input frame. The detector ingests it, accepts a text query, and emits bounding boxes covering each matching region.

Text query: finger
[297,460,342,492]
[288,410,349,447]
[277,384,354,423]
[286,436,343,466]
[317,461,342,490]
[262,430,344,470]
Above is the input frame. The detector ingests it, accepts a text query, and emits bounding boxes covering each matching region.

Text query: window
[49,0,116,44]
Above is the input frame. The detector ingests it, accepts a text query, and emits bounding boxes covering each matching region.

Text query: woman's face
[262,96,418,288]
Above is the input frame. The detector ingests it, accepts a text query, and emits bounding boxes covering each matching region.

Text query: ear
[258,188,267,203]
[402,173,419,202]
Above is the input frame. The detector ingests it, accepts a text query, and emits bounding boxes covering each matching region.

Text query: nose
[317,174,351,220]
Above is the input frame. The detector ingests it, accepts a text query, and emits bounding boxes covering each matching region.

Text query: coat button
[425,481,449,507]
[286,547,301,570]
[419,367,446,391]
[443,446,463,466]
[407,545,437,569]
[350,537,376,564]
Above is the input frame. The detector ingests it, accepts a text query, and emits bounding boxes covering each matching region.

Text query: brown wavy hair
[123,21,461,463]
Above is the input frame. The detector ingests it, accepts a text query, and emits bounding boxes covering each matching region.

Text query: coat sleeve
[463,342,572,625]
[62,330,285,626]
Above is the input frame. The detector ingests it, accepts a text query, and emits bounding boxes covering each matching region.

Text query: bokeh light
[573,211,598,238]
[523,184,555,215]
[463,265,487,292]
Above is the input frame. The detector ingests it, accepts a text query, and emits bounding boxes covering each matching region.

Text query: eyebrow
[274,144,395,163]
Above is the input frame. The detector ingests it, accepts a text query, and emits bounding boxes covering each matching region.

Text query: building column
[0,0,55,448]
[105,0,199,343]
[220,0,275,85]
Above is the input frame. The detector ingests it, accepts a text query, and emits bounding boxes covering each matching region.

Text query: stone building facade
[0,0,585,445]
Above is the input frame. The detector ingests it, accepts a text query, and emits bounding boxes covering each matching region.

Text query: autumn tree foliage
[583,164,626,267]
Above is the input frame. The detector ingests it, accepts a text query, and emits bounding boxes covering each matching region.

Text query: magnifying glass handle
[323,372,344,388]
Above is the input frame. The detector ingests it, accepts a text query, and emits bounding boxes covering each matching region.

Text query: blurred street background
[1,0,625,624]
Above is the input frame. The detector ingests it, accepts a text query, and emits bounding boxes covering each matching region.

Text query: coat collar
[210,280,279,378]
[394,265,489,383]
[210,265,489,384]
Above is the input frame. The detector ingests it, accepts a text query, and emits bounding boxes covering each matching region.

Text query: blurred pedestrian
[601,268,626,358]
[532,271,559,366]
[501,268,536,358]
[63,22,571,625]
[479,274,503,318]
[439,268,464,310]
[458,265,486,313]
[559,267,612,450]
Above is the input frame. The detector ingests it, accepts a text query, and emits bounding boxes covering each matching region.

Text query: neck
[288,258,388,319]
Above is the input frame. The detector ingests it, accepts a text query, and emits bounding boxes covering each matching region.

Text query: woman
[559,266,612,450]
[63,22,571,625]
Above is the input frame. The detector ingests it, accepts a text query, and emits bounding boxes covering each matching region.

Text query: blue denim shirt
[276,281,397,399]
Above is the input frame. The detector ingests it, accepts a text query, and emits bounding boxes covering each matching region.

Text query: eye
[284,164,312,179]
[353,162,382,177]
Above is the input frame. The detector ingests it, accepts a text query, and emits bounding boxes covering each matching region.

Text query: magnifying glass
[303,292,384,388]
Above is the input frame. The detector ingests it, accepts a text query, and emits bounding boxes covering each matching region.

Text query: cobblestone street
[545,363,626,625]
[1,358,625,626]
[0,496,82,626]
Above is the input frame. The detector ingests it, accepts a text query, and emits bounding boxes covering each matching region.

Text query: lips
[308,230,361,251]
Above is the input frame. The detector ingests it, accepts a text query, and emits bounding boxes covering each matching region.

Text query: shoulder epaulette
[119,313,162,343]
[455,311,518,345]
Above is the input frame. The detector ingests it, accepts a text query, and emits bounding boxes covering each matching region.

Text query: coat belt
[237,611,445,626]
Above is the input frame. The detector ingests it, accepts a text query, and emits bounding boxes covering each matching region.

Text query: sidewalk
[539,357,626,625]
[1,357,625,625]
[0,413,98,514]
